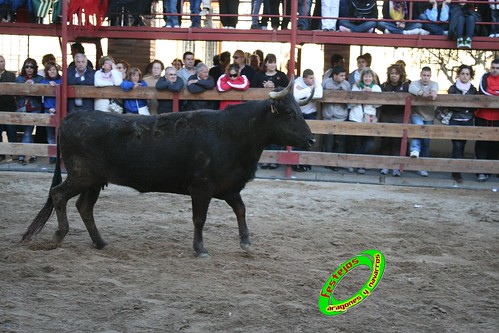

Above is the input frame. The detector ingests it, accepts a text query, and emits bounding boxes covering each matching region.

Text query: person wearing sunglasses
[15,58,44,165]
[216,63,250,110]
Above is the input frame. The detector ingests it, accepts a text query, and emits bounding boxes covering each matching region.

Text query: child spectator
[120,67,149,115]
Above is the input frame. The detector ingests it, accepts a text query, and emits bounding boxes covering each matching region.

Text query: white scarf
[456,79,471,94]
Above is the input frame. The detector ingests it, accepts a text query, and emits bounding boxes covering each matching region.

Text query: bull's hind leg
[226,194,252,253]
[76,187,107,249]
[50,179,84,246]
[191,194,212,257]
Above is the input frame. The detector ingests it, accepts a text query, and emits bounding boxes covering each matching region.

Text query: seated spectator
[408,66,439,177]
[338,0,378,33]
[488,0,499,37]
[120,67,149,115]
[379,64,410,177]
[446,64,478,183]
[217,63,250,110]
[378,1,429,35]
[156,66,185,114]
[67,53,95,113]
[219,0,239,28]
[209,51,231,82]
[419,0,450,36]
[293,68,323,172]
[16,58,44,165]
[448,0,480,48]
[116,60,130,80]
[348,68,381,174]
[94,55,123,112]
[144,59,165,114]
[185,62,217,110]
[0,55,18,162]
[41,62,62,163]
[322,66,351,164]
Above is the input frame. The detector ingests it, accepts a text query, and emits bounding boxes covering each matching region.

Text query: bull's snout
[307,136,316,148]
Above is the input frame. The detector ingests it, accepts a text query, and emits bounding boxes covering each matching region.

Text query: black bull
[22,84,315,257]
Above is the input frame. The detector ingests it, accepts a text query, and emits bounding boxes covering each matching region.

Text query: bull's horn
[298,87,315,106]
[269,77,294,99]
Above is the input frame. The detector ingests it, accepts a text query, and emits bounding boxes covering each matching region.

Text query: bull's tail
[21,142,63,242]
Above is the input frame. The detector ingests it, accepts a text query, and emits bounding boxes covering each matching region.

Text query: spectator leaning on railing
[474,58,499,182]
[0,55,17,162]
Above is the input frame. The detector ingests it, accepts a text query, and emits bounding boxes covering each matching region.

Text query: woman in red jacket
[216,63,250,110]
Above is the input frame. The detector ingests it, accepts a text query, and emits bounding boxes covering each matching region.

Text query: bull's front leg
[190,194,212,258]
[226,194,252,253]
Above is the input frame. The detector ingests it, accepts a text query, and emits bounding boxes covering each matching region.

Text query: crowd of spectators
[0,43,497,182]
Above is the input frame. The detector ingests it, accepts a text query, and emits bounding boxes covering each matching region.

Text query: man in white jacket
[292,69,323,172]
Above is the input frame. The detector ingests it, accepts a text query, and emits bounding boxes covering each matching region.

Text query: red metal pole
[61,0,68,120]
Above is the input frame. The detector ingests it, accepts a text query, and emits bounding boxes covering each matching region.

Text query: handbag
[108,99,124,113]
[435,107,452,125]
[136,100,150,115]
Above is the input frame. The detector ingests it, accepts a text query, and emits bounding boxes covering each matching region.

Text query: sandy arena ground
[1,171,498,332]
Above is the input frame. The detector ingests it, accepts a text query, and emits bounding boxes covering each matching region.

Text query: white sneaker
[418,170,429,177]
[384,29,391,34]
[164,24,172,28]
[200,8,210,15]
[489,33,496,38]
[392,169,401,177]
[347,167,355,173]
[403,28,420,35]
[477,173,489,182]
[419,29,430,35]
[380,168,389,175]
[357,168,365,174]
[410,150,419,158]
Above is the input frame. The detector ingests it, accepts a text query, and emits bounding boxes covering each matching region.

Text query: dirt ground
[1,171,498,333]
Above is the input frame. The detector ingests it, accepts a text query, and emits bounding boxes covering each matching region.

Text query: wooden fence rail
[0,84,497,175]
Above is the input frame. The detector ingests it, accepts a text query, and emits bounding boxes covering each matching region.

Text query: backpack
[352,0,377,18]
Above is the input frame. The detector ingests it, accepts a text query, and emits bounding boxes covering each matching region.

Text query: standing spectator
[219,0,239,28]
[278,0,292,30]
[338,0,378,33]
[408,66,439,177]
[216,63,250,110]
[68,42,93,69]
[233,49,255,82]
[156,66,185,114]
[177,52,196,85]
[116,60,130,79]
[322,0,340,31]
[67,53,95,113]
[248,54,262,74]
[251,53,289,88]
[209,51,231,82]
[188,0,202,28]
[448,0,480,48]
[446,64,478,183]
[297,0,312,30]
[15,58,44,165]
[250,0,269,29]
[41,62,62,164]
[120,67,149,115]
[322,66,351,167]
[419,0,450,36]
[143,59,165,115]
[379,64,410,177]
[171,58,183,71]
[164,0,180,28]
[348,54,368,86]
[474,58,499,182]
[268,0,288,30]
[323,53,346,80]
[378,1,429,35]
[293,68,323,172]
[348,68,381,174]
[94,55,123,112]
[185,62,217,110]
[489,0,499,37]
[0,55,17,162]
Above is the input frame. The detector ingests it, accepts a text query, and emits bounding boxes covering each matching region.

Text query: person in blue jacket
[120,67,149,115]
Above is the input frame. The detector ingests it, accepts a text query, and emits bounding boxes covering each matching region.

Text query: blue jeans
[1,124,17,143]
[190,0,201,27]
[455,14,476,39]
[339,19,376,33]
[164,0,179,26]
[298,0,311,29]
[449,118,473,159]
[410,115,433,157]
[419,13,447,35]
[377,21,422,34]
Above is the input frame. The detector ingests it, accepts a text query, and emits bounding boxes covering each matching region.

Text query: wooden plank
[261,151,499,174]
[308,120,499,140]
[0,143,55,156]
[0,112,54,126]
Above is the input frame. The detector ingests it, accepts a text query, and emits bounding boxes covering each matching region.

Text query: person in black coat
[0,55,17,161]
[156,66,185,114]
[185,63,217,111]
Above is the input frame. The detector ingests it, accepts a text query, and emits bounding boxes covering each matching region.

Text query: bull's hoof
[94,240,108,249]
[240,242,253,253]
[196,251,210,259]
